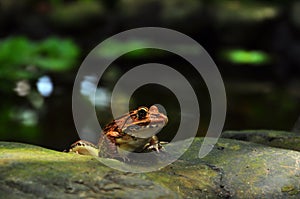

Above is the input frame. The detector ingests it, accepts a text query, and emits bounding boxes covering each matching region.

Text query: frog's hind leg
[66,140,99,156]
[98,135,118,157]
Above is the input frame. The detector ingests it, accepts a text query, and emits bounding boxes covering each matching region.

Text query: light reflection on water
[80,75,110,107]
[36,76,53,97]
[11,109,38,126]
[14,80,31,97]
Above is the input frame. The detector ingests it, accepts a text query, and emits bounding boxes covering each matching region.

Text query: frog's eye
[137,108,148,119]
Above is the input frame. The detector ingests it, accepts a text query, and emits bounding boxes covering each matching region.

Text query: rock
[222,130,300,151]
[1,135,300,198]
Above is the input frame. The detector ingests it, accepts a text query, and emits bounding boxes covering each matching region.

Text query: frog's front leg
[143,136,168,152]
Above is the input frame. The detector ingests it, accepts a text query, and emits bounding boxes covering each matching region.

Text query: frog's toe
[143,141,168,153]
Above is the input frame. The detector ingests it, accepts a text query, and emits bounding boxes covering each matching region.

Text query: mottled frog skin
[67,105,168,160]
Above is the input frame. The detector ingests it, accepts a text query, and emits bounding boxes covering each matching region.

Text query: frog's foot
[66,140,99,157]
[143,141,168,152]
[143,136,168,153]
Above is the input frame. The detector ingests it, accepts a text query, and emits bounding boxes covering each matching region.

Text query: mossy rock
[222,130,300,151]
[1,136,300,198]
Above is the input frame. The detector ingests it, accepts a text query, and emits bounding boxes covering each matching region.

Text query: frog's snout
[163,115,168,125]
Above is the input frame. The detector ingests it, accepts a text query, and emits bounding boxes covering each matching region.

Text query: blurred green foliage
[0,37,80,81]
[97,39,154,59]
[222,49,271,65]
[212,1,279,24]
[49,0,104,27]
[97,39,201,59]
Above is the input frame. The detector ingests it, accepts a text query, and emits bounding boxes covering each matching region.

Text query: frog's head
[121,105,168,138]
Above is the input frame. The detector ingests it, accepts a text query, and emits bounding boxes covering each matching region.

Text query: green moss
[146,163,218,197]
[2,137,300,198]
[282,185,295,192]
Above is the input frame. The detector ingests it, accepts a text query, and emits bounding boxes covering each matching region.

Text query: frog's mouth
[123,121,166,138]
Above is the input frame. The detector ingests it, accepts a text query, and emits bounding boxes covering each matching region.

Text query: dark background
[0,0,299,151]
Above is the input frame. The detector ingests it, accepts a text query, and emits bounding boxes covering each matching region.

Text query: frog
[67,105,168,160]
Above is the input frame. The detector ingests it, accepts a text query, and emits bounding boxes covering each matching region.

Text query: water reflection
[36,76,53,97]
[11,109,38,126]
[80,75,97,98]
[80,75,110,107]
[14,80,31,97]
[95,88,110,107]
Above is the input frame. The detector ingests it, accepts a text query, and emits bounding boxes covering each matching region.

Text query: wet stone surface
[1,131,300,198]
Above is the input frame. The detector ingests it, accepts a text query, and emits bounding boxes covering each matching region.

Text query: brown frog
[67,105,168,160]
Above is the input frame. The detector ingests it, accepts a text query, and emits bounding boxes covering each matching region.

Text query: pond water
[1,54,299,152]
[0,0,300,151]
